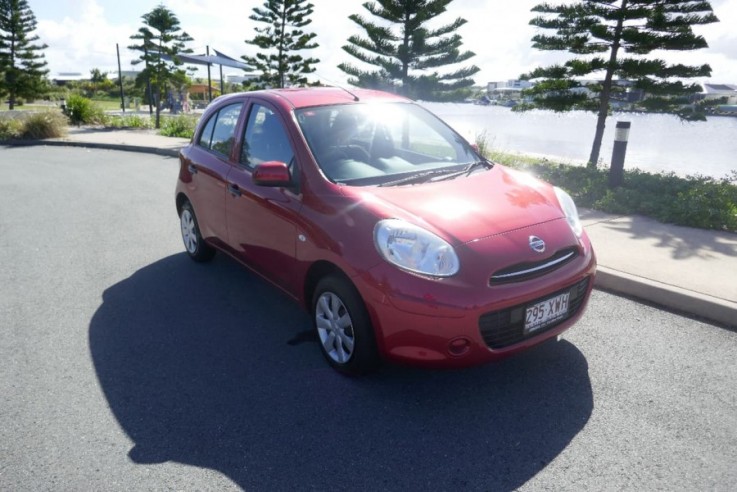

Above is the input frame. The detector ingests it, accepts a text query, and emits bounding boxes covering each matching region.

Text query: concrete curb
[4,138,735,330]
[595,266,736,329]
[1,139,180,157]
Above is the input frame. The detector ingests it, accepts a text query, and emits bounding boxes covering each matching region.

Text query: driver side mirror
[253,161,292,187]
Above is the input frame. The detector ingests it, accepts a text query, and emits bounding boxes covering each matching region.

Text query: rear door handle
[227,183,242,197]
[187,164,198,174]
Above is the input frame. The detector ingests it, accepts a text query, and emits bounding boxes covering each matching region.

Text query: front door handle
[227,183,242,197]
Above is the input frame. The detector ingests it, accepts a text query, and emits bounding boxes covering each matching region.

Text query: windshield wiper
[429,160,494,183]
[377,167,464,187]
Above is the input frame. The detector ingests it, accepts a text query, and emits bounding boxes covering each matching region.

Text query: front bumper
[353,235,597,368]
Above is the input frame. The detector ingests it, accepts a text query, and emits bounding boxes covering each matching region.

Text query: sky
[32,0,737,86]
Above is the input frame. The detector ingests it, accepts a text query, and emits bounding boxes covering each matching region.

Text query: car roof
[213,87,410,111]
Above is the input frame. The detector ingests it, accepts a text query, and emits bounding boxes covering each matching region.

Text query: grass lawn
[0,99,122,112]
[0,103,60,112]
[91,100,125,111]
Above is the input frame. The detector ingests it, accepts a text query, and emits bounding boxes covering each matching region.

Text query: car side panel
[221,99,307,295]
[179,146,231,245]
[225,164,303,295]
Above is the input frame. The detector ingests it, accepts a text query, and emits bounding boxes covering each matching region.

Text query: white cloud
[37,0,137,76]
[702,0,737,81]
[34,0,737,85]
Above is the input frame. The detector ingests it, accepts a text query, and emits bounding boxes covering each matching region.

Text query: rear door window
[196,102,243,158]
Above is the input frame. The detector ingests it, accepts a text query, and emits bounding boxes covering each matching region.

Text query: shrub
[105,114,154,129]
[668,176,737,231]
[19,111,68,139]
[159,114,198,138]
[0,118,23,140]
[65,94,105,125]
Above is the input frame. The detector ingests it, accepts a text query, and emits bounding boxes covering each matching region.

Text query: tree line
[1,0,720,166]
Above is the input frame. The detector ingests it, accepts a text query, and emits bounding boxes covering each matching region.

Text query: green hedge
[487,150,737,233]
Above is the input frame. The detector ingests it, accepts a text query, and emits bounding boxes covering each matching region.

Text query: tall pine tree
[129,5,193,128]
[242,0,319,88]
[517,0,718,167]
[0,0,48,110]
[339,0,479,101]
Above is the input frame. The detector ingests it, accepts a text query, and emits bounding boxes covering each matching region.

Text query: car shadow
[89,254,593,490]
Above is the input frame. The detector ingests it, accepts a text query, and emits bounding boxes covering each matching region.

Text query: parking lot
[1,146,735,491]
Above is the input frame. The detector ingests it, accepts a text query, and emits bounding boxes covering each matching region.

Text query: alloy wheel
[180,209,198,254]
[315,292,355,364]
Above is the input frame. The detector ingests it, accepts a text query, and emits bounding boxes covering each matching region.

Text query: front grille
[489,247,579,284]
[479,277,590,349]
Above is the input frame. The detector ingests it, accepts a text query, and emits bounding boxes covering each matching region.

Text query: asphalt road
[1,146,735,491]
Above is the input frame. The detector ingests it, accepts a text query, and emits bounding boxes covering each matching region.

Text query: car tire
[179,201,215,262]
[312,275,379,375]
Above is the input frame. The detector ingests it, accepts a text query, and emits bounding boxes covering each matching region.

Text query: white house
[701,83,737,104]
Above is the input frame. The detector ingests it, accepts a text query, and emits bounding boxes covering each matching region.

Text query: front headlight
[374,219,459,277]
[554,187,583,237]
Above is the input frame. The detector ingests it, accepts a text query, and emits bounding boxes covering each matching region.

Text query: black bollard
[608,121,631,188]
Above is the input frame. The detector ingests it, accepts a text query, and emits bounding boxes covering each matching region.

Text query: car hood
[348,165,566,244]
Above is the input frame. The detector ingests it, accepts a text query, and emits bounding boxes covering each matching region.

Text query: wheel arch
[303,260,352,312]
[307,261,382,374]
[303,260,386,357]
[175,192,189,216]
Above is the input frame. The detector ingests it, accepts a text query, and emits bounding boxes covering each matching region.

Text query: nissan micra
[175,87,596,375]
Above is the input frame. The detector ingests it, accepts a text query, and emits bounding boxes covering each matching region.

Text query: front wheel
[179,201,215,262]
[312,275,379,375]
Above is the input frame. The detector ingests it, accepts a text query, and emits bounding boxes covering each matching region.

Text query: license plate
[524,292,570,334]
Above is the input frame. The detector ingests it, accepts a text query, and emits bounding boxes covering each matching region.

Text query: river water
[423,102,736,179]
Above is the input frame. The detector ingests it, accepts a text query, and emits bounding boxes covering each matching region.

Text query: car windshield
[294,102,482,186]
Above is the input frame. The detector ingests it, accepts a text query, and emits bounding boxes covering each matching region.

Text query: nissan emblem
[529,235,546,253]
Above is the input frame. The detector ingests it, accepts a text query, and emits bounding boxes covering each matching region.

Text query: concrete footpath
[7,127,737,329]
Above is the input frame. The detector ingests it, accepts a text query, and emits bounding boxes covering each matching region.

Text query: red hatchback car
[175,87,596,374]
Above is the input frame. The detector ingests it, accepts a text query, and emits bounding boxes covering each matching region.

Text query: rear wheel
[312,275,379,375]
[179,201,215,262]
